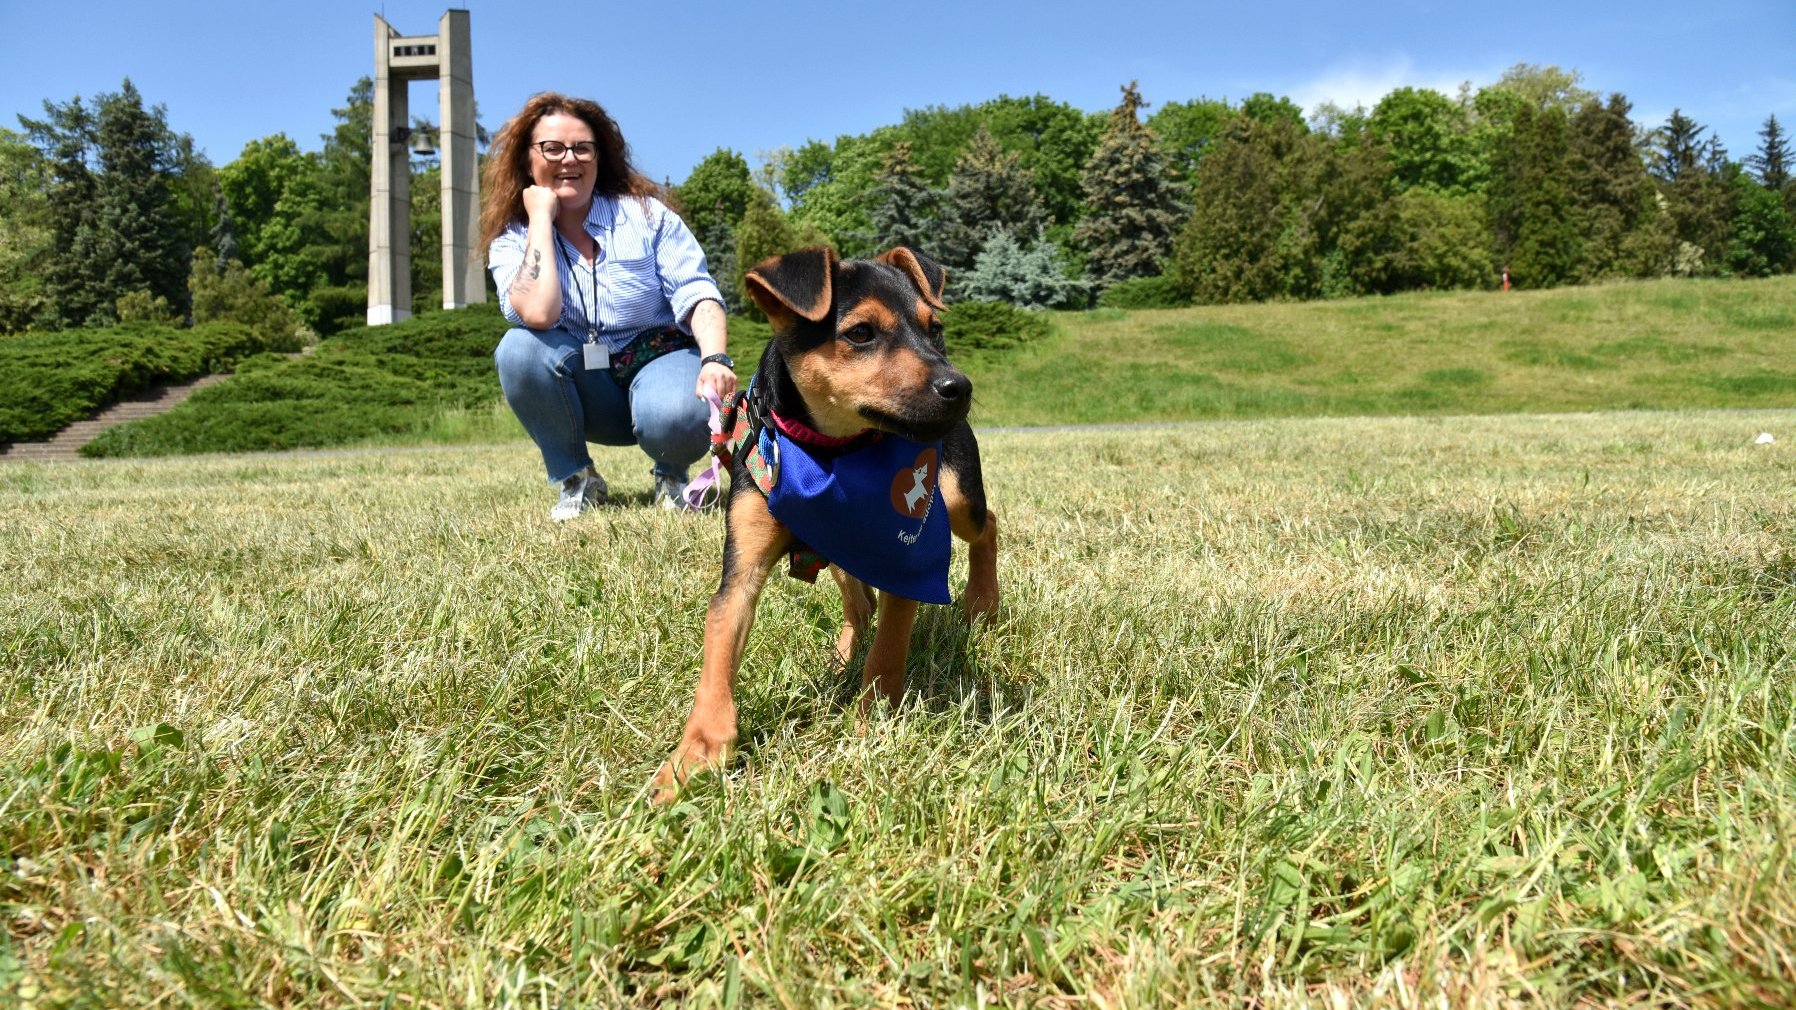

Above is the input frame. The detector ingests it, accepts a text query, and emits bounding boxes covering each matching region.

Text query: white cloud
[1285,56,1495,116]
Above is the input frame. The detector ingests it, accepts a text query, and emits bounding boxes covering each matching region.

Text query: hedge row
[80,299,1051,458]
[82,305,508,457]
[0,321,302,443]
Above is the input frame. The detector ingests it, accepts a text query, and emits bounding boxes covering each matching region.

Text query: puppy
[651,246,999,802]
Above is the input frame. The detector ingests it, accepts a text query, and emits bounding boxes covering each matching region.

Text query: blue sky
[4,0,1791,183]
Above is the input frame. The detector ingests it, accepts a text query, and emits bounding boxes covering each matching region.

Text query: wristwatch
[700,352,735,370]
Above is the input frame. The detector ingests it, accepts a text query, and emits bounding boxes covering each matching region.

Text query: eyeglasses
[531,140,597,162]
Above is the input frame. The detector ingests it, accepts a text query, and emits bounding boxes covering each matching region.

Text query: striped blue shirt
[487,194,725,351]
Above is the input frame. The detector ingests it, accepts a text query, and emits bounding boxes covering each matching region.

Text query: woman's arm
[688,298,737,401]
[507,186,564,330]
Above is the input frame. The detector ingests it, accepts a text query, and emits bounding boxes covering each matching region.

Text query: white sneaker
[551,466,607,521]
[652,472,691,511]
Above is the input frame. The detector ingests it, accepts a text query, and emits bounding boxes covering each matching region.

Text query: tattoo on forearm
[527,248,542,281]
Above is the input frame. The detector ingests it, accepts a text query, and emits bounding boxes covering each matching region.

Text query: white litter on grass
[1755,432,1775,445]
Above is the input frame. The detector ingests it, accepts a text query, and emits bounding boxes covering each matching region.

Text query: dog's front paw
[649,731,737,805]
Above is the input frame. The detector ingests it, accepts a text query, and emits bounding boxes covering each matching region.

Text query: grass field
[4,408,1794,1006]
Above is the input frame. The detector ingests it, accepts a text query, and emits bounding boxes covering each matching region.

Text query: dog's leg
[829,566,876,673]
[651,494,791,804]
[959,509,999,621]
[942,466,1000,622]
[859,592,920,711]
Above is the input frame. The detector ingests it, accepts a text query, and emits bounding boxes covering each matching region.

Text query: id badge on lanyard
[559,233,608,371]
[583,335,608,371]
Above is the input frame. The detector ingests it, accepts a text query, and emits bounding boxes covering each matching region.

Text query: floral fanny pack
[608,326,697,387]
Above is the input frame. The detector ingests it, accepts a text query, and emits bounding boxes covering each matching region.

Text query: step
[0,373,232,462]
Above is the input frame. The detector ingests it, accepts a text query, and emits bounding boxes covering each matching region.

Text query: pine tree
[1566,94,1670,279]
[934,126,1047,273]
[1650,110,1734,272]
[864,141,937,254]
[1747,114,1791,192]
[17,95,104,328]
[1487,103,1578,288]
[1073,82,1188,291]
[960,229,1085,308]
[91,80,190,322]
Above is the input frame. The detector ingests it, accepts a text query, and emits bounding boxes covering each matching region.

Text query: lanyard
[554,229,601,342]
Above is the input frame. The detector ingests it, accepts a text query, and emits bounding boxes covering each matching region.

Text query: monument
[368,10,485,325]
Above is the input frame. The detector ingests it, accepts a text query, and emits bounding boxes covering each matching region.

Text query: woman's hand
[697,361,738,404]
[521,184,558,222]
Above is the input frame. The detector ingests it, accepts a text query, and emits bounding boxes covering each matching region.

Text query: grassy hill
[3,411,1791,1004]
[70,274,1796,457]
[966,274,1796,425]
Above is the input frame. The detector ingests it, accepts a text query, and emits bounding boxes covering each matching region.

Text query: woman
[480,93,736,519]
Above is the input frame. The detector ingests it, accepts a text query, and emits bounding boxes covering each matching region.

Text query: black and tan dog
[651,246,999,802]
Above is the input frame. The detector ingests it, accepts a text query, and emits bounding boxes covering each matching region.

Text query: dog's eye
[928,320,945,340]
[842,323,877,345]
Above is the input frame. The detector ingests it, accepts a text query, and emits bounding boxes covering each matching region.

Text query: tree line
[4,63,1792,338]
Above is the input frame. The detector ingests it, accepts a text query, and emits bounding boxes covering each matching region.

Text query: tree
[1487,103,1578,288]
[1367,87,1476,194]
[218,134,329,307]
[1746,114,1790,193]
[1073,82,1187,291]
[895,95,1101,227]
[0,127,53,332]
[674,148,756,311]
[19,80,193,326]
[959,230,1085,308]
[1566,94,1671,280]
[674,148,755,249]
[1238,93,1308,129]
[188,246,297,344]
[1724,172,1796,276]
[1147,97,1233,188]
[313,77,373,288]
[1171,116,1308,303]
[18,94,103,328]
[733,188,826,320]
[864,141,938,254]
[934,125,1048,273]
[1369,190,1494,291]
[1651,109,1734,272]
[93,81,193,321]
[1494,63,1596,112]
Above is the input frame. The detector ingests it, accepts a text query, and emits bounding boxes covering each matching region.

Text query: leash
[680,386,730,512]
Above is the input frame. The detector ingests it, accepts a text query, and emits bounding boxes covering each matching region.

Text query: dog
[650,246,999,803]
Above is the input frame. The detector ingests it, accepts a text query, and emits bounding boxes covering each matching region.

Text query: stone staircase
[0,374,229,462]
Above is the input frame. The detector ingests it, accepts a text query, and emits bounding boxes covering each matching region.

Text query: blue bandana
[764,428,952,605]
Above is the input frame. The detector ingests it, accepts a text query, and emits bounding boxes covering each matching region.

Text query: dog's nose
[932,373,971,402]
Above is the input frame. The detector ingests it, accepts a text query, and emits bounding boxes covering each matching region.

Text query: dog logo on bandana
[889,447,939,518]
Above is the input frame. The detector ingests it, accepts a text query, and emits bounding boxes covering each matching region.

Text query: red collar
[768,408,874,449]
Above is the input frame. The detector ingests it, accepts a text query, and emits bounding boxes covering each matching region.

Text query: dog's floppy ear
[876,246,946,309]
[744,247,837,326]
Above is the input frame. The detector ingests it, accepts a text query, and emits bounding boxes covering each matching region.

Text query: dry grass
[3,409,1794,1007]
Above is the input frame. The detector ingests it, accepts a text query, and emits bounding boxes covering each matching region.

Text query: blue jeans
[494,326,709,484]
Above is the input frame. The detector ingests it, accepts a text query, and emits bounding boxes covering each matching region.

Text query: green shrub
[306,285,368,337]
[189,248,302,349]
[1097,274,1186,309]
[942,299,1052,356]
[0,321,288,443]
[84,303,509,457]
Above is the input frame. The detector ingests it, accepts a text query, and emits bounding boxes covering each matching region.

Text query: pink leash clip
[680,386,726,512]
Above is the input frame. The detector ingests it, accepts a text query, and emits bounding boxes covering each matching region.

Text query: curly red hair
[479,92,659,253]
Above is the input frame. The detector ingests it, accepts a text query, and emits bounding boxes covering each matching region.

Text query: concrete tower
[368,10,485,325]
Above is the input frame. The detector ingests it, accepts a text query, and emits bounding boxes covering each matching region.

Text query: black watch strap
[700,352,735,370]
